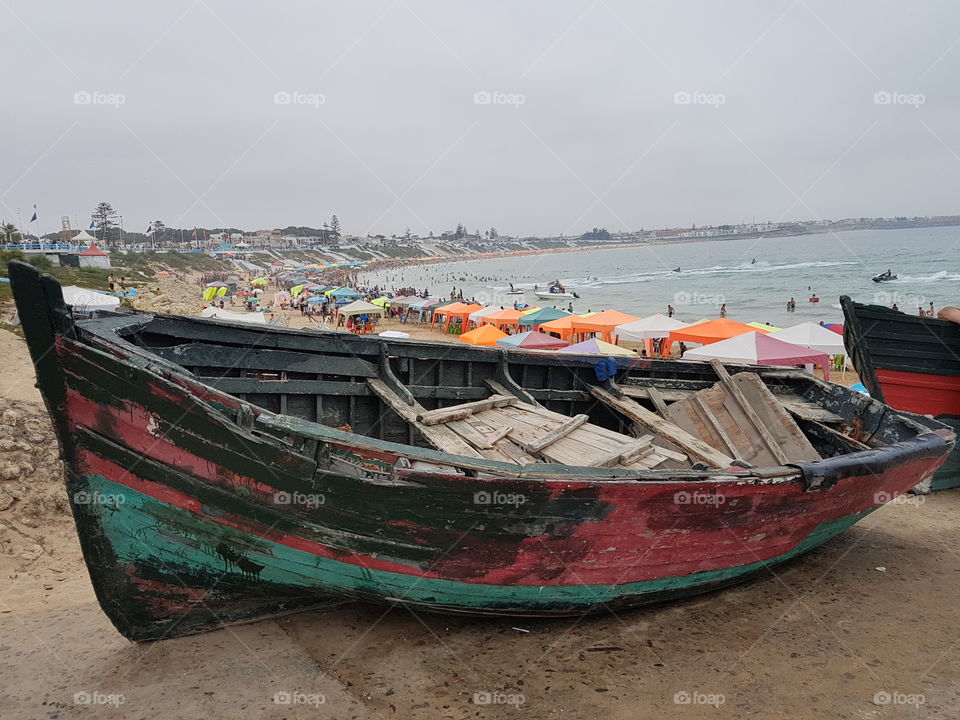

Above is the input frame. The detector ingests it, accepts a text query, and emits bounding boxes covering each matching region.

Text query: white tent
[770,322,847,357]
[200,307,267,325]
[60,285,120,312]
[338,300,385,317]
[72,229,97,243]
[468,305,500,325]
[615,314,689,341]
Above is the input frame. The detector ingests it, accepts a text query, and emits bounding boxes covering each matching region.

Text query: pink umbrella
[496,330,570,350]
[823,323,844,335]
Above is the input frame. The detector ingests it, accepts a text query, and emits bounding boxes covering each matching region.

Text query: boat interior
[73,311,944,475]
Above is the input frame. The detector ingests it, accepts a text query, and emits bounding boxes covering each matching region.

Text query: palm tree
[1,223,19,244]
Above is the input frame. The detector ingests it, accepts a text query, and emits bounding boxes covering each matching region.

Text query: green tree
[1,223,20,244]
[330,215,341,237]
[91,202,118,245]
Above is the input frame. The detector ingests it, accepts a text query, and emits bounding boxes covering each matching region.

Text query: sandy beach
[3,274,946,720]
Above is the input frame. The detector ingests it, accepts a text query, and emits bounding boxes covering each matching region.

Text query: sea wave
[566,260,860,287]
[887,271,960,283]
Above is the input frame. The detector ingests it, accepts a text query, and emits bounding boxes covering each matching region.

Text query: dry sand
[2,298,954,720]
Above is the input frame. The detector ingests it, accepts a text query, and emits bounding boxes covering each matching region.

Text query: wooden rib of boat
[841,295,960,490]
[9,261,954,641]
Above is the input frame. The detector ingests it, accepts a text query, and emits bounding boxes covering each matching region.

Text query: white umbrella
[615,313,689,341]
[769,322,847,357]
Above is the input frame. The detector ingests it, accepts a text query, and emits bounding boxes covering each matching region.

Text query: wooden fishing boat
[10,262,954,641]
[841,295,960,490]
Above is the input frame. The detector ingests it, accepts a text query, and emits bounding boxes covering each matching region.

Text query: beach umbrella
[206,281,229,288]
[496,331,570,350]
[518,307,571,326]
[823,323,844,335]
[290,284,305,297]
[371,297,390,307]
[747,321,782,332]
[669,318,765,345]
[305,296,325,303]
[460,324,508,346]
[614,314,689,341]
[681,331,831,378]
[329,287,362,298]
[250,277,269,286]
[770,322,847,356]
[558,338,636,356]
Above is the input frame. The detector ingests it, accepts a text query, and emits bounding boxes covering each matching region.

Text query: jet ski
[872,271,897,283]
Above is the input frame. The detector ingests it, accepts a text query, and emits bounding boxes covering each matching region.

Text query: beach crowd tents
[460,324,508,346]
[669,317,766,345]
[518,307,571,327]
[559,338,636,356]
[770,322,848,357]
[496,331,569,350]
[681,331,831,379]
[61,285,121,312]
[482,308,525,330]
[468,305,502,328]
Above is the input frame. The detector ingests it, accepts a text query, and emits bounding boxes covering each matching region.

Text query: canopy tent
[460,324,508,347]
[272,290,291,307]
[205,281,229,288]
[496,331,570,350]
[482,307,525,330]
[433,302,484,332]
[338,300,386,317]
[370,297,390,307]
[769,322,847,357]
[681,331,831,379]
[669,317,766,345]
[615,314,689,340]
[747,321,782,332]
[569,310,640,343]
[327,287,362,299]
[538,314,591,341]
[200,307,267,325]
[290,284,305,297]
[558,338,636,356]
[250,277,269,286]
[60,285,120,312]
[614,314,690,357]
[468,305,501,327]
[518,307,571,327]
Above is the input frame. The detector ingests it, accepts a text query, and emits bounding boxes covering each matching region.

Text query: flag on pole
[146,222,154,235]
[30,205,37,223]
[88,219,95,229]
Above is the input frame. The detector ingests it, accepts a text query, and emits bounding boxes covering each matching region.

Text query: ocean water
[365,226,960,328]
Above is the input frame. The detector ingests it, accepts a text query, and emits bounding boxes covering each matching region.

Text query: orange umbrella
[461,324,508,346]
[482,307,525,330]
[569,310,640,343]
[668,317,765,345]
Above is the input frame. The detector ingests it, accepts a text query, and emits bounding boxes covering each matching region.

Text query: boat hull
[534,291,575,300]
[9,263,954,640]
[842,296,960,490]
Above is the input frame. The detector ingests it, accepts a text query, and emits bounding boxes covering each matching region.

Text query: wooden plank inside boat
[662,364,821,467]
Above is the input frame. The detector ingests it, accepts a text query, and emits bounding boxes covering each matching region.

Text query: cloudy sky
[2,1,959,238]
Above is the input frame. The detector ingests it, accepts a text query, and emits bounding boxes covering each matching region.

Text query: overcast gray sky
[2,1,959,238]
